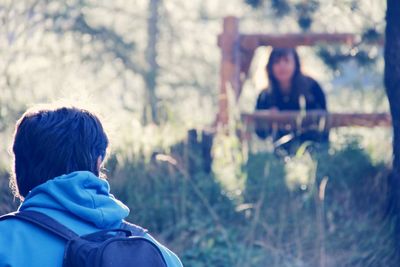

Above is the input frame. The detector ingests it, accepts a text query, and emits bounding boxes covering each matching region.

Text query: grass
[106,136,396,266]
[0,126,396,266]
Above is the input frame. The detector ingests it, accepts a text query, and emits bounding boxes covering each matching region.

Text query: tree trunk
[384,0,400,259]
[144,0,160,124]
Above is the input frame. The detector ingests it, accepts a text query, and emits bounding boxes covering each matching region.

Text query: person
[255,47,329,153]
[0,105,183,267]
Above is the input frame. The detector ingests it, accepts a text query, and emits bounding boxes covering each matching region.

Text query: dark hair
[266,47,307,100]
[266,47,302,90]
[11,105,109,199]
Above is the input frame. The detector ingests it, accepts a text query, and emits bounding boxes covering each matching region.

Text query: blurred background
[0,1,396,266]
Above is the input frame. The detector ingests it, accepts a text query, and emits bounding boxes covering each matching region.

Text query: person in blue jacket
[0,105,183,267]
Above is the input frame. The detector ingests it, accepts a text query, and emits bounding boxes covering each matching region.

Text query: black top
[254,76,328,148]
[255,76,327,112]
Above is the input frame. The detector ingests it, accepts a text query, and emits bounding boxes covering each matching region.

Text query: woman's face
[271,52,296,88]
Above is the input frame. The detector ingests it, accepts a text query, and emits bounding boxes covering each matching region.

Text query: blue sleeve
[144,233,184,267]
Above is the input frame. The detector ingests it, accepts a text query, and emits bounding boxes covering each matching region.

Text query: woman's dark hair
[11,105,109,199]
[266,47,307,99]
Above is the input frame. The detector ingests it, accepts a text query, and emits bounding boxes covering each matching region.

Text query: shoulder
[0,218,64,266]
[258,88,272,97]
[302,75,318,87]
[302,76,324,94]
[144,233,184,267]
[256,88,273,103]
[121,220,183,267]
[121,220,148,236]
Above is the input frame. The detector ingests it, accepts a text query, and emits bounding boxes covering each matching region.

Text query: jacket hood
[19,171,129,228]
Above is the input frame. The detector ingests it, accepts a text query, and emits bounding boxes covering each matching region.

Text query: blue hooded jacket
[0,171,183,267]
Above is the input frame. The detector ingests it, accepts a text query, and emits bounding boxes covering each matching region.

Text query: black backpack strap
[0,210,78,240]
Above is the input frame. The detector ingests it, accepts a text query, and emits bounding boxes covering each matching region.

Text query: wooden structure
[216,16,389,132]
[242,111,391,129]
[242,111,391,139]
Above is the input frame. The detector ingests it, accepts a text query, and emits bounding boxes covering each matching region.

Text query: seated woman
[255,47,329,153]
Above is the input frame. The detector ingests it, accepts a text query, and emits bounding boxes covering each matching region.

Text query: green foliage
[0,1,394,265]
[271,0,291,17]
[295,0,319,31]
[239,143,394,266]
[245,0,263,9]
[0,137,396,266]
[244,0,384,70]
[317,45,379,71]
[108,145,239,266]
[106,138,395,267]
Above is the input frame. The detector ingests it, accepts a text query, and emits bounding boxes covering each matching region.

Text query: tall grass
[105,136,395,267]
[0,129,395,266]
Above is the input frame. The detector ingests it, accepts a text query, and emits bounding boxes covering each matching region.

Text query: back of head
[11,105,109,199]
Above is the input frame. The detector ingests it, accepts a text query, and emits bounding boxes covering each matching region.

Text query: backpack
[0,210,168,267]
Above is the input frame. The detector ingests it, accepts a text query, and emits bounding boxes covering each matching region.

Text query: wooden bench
[241,111,391,140]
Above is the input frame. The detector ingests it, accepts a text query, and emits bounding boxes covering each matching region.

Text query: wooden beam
[241,111,391,130]
[240,33,357,50]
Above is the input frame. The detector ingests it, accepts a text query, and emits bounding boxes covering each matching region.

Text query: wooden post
[217,16,240,127]
[187,129,215,175]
